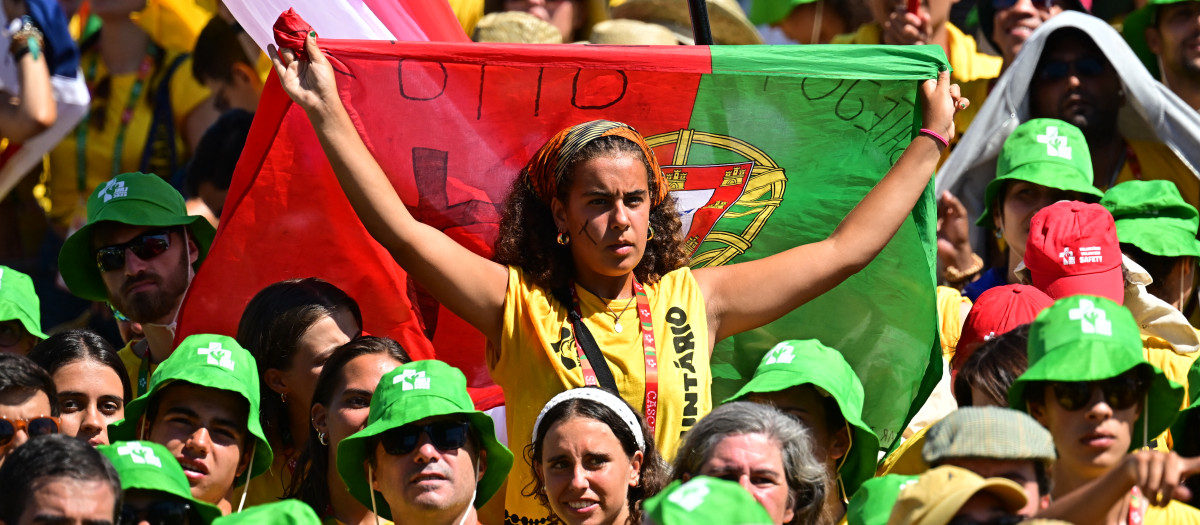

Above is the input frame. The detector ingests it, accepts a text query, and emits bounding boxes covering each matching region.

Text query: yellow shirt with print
[491,266,711,524]
[45,48,210,227]
[1145,500,1200,524]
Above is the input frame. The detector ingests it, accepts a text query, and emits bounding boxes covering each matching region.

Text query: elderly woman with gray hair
[671,402,828,525]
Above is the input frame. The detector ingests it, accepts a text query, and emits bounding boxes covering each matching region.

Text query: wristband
[919,128,949,149]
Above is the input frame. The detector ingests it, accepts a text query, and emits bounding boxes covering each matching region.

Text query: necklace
[606,295,637,333]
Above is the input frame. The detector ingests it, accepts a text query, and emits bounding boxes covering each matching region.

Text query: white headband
[532,388,645,451]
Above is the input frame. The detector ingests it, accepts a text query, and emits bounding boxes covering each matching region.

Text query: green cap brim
[0,300,48,339]
[976,163,1105,227]
[336,399,513,520]
[1115,219,1200,258]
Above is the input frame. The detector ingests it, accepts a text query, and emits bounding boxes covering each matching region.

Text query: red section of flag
[365,0,469,43]
[177,37,711,409]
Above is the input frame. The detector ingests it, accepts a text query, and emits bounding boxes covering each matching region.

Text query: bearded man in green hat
[1010,295,1200,524]
[58,172,216,396]
[337,359,512,525]
[98,440,223,525]
[1124,0,1200,111]
[108,334,273,516]
[725,339,880,525]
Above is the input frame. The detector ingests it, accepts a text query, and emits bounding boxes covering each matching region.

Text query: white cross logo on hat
[1068,299,1112,336]
[117,442,162,467]
[1037,126,1073,160]
[765,343,795,365]
[197,342,236,371]
[98,179,129,202]
[668,480,712,511]
[394,369,431,391]
[1059,247,1075,266]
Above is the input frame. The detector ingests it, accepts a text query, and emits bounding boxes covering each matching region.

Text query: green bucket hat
[644,477,774,525]
[1008,295,1184,449]
[977,119,1103,227]
[1170,357,1200,441]
[59,172,217,302]
[0,266,48,340]
[108,334,273,483]
[747,0,816,26]
[97,440,222,524]
[1123,0,1195,80]
[336,360,513,520]
[1101,180,1200,258]
[845,474,919,525]
[726,339,880,497]
[212,500,320,525]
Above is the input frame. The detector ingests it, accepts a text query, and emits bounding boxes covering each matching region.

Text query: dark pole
[687,0,715,45]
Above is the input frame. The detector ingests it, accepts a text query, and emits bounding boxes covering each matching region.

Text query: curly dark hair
[493,135,690,292]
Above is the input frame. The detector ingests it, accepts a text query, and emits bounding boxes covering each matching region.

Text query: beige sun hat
[589,19,681,44]
[610,0,764,45]
[473,11,563,43]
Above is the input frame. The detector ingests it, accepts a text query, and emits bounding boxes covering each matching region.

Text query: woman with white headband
[526,387,669,525]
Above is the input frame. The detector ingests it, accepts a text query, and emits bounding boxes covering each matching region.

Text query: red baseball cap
[1025,201,1124,305]
[956,284,1054,370]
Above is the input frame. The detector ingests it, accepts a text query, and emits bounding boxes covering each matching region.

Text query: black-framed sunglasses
[1048,371,1148,412]
[0,416,60,447]
[991,0,1059,9]
[95,229,172,272]
[119,500,192,525]
[380,420,471,456]
[1037,56,1108,82]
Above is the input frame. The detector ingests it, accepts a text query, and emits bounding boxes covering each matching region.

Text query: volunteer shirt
[492,265,711,524]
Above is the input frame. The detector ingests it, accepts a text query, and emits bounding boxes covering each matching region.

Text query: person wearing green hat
[98,440,222,525]
[643,476,774,525]
[958,118,1104,302]
[0,266,48,355]
[1009,295,1200,524]
[845,474,918,525]
[58,171,217,397]
[108,334,272,516]
[724,339,880,524]
[748,0,871,45]
[336,359,512,525]
[1123,0,1200,111]
[1102,180,1200,312]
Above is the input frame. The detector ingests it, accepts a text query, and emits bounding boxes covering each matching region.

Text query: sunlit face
[312,353,404,473]
[994,182,1087,261]
[940,458,1041,517]
[1147,3,1200,80]
[0,388,54,469]
[1029,34,1122,135]
[697,433,794,525]
[146,383,251,506]
[13,476,117,525]
[371,415,484,521]
[93,224,197,325]
[1030,384,1137,480]
[53,359,125,446]
[538,416,642,525]
[993,0,1065,63]
[552,155,652,290]
[269,310,358,435]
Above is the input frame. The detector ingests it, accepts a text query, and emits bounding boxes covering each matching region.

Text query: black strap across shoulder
[554,287,620,395]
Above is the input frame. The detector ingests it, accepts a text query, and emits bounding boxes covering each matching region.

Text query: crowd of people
[2,0,1200,524]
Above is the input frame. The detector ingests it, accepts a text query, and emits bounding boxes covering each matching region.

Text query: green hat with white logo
[108,334,273,483]
[1123,0,1197,80]
[726,339,880,497]
[212,500,320,525]
[1101,180,1200,258]
[336,360,512,520]
[59,172,217,302]
[977,119,1103,227]
[846,474,919,525]
[98,440,222,524]
[1008,296,1184,449]
[0,265,47,340]
[644,477,774,525]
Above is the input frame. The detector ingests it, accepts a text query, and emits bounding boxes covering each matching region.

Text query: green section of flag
[691,45,947,451]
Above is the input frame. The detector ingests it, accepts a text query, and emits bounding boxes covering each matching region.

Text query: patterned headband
[532,387,646,451]
[521,120,670,208]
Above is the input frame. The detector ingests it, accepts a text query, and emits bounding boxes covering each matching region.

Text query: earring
[994,227,1003,239]
[647,226,655,240]
[280,392,287,404]
[556,231,570,245]
[318,432,329,446]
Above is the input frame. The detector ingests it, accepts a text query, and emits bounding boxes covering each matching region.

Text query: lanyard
[136,340,151,396]
[76,46,156,191]
[1127,487,1147,525]
[568,279,660,437]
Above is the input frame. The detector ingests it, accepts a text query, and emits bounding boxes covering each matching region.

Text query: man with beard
[1125,0,1200,111]
[58,172,216,396]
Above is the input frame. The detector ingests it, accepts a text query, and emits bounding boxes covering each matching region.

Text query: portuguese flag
[177,35,947,450]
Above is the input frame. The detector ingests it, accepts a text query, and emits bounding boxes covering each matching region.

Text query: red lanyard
[568,279,660,437]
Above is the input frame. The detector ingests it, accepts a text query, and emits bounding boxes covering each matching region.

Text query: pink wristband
[919,128,949,148]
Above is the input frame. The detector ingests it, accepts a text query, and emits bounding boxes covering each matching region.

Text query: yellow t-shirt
[491,265,711,524]
[1109,140,1200,211]
[45,48,210,226]
[937,286,970,364]
[1145,500,1200,524]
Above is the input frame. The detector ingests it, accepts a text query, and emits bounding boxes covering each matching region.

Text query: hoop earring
[318,432,329,446]
[557,231,570,245]
[647,226,655,240]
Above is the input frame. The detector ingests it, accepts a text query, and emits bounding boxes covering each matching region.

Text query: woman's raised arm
[694,70,965,346]
[270,33,508,344]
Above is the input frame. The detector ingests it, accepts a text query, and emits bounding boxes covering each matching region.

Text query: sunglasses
[992,0,1058,9]
[380,420,471,456]
[1038,56,1107,82]
[0,416,60,447]
[119,500,192,525]
[1048,372,1148,411]
[95,230,172,272]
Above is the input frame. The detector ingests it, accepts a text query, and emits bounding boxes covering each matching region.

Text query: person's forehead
[25,476,117,517]
[91,222,157,248]
[1040,33,1103,60]
[156,382,248,419]
[0,388,51,415]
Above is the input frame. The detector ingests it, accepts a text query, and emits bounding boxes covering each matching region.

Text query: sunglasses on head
[1037,56,1107,82]
[380,420,471,456]
[119,500,192,525]
[0,416,60,447]
[95,229,173,272]
[1048,371,1148,411]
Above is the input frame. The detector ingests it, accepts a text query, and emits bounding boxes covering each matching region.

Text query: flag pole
[687,0,715,45]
